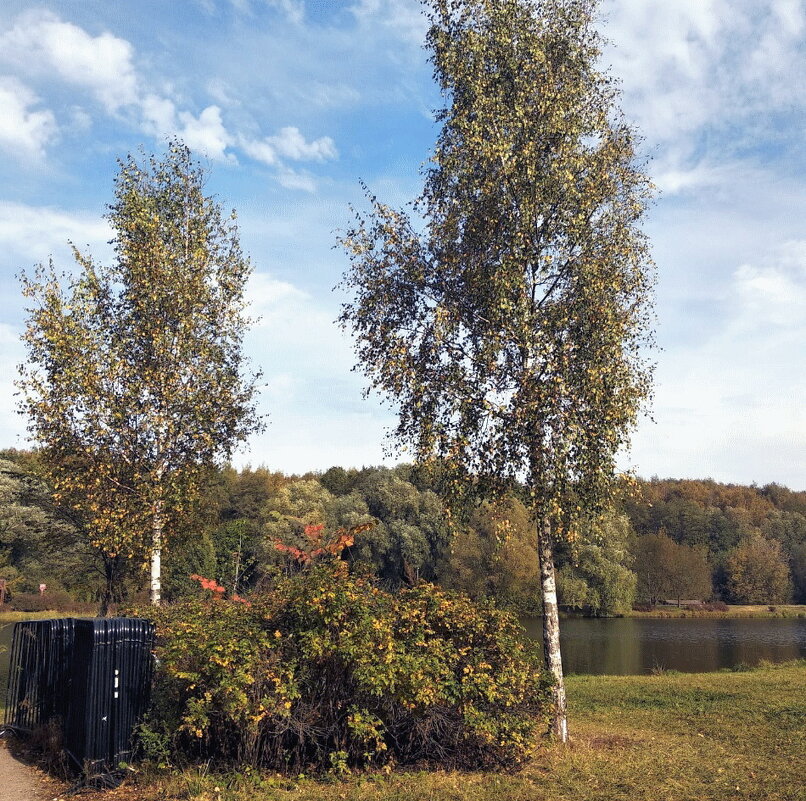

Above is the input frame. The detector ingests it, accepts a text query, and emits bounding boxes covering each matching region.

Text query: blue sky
[0,0,804,489]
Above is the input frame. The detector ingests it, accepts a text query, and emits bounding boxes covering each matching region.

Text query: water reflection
[521,617,806,675]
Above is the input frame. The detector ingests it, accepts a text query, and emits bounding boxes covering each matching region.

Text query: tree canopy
[726,534,791,604]
[18,142,263,606]
[341,0,655,740]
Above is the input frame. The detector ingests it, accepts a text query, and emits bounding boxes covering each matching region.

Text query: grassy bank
[76,660,805,801]
[0,609,78,624]
[626,604,806,619]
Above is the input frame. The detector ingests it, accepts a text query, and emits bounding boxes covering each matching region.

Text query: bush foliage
[137,560,551,773]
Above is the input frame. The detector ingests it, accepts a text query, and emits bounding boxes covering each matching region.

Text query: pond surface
[522,616,806,675]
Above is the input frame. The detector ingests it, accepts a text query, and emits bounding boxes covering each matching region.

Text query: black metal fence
[4,617,76,731]
[4,617,154,773]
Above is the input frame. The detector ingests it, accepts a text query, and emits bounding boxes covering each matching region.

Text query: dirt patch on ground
[579,733,637,750]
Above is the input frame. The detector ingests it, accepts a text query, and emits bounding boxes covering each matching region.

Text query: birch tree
[18,142,263,606]
[340,0,654,740]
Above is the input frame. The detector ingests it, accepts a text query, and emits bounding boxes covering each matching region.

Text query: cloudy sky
[0,0,803,489]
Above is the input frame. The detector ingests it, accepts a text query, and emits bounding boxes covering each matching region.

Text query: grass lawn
[77,660,805,801]
[0,609,79,624]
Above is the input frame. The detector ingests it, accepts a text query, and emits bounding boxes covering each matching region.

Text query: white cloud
[241,127,337,167]
[178,105,233,162]
[137,96,235,162]
[277,169,317,193]
[270,126,337,162]
[263,372,298,400]
[240,127,338,190]
[246,269,355,379]
[733,241,806,327]
[0,9,340,176]
[772,0,805,35]
[265,0,305,25]
[627,240,806,488]
[0,9,138,112]
[601,0,726,142]
[240,137,279,166]
[653,162,729,195]
[66,106,92,133]
[239,270,395,472]
[349,0,427,46]
[0,323,26,450]
[0,201,112,264]
[140,93,178,138]
[206,77,240,107]
[198,0,305,20]
[303,82,362,109]
[247,271,308,315]
[0,77,57,158]
[601,0,806,185]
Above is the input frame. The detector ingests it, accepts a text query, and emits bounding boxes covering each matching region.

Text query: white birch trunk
[538,515,568,742]
[150,498,164,606]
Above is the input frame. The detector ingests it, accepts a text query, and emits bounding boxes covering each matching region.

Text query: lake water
[2,616,805,703]
[522,616,806,675]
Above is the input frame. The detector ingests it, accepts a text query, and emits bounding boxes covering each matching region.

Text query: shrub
[7,590,96,613]
[137,560,551,773]
[8,592,51,612]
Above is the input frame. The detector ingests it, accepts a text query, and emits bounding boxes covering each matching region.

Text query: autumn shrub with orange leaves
[135,523,551,773]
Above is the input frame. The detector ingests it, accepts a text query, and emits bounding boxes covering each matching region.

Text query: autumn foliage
[273,522,373,564]
[137,527,551,773]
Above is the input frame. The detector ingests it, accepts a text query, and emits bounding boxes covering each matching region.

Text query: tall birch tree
[18,142,263,606]
[340,0,654,740]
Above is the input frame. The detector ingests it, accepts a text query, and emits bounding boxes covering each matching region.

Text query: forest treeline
[1,448,804,615]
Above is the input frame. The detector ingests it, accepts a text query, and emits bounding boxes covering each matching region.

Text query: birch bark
[538,515,568,742]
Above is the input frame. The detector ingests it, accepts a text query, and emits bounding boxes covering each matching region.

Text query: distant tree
[670,544,712,606]
[761,483,806,516]
[633,531,711,606]
[262,479,336,553]
[726,534,791,604]
[219,466,287,525]
[0,457,100,601]
[633,532,675,606]
[441,495,542,613]
[18,142,263,606]
[320,466,359,496]
[340,0,655,740]
[163,528,218,601]
[791,542,806,604]
[556,513,636,615]
[352,468,450,584]
[761,511,806,557]
[224,518,263,592]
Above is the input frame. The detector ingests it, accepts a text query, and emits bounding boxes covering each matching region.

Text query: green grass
[109,661,805,801]
[0,609,78,624]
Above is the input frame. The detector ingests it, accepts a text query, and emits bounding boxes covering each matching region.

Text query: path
[0,741,52,801]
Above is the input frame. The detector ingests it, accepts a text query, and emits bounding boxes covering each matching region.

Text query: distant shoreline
[623,603,806,619]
